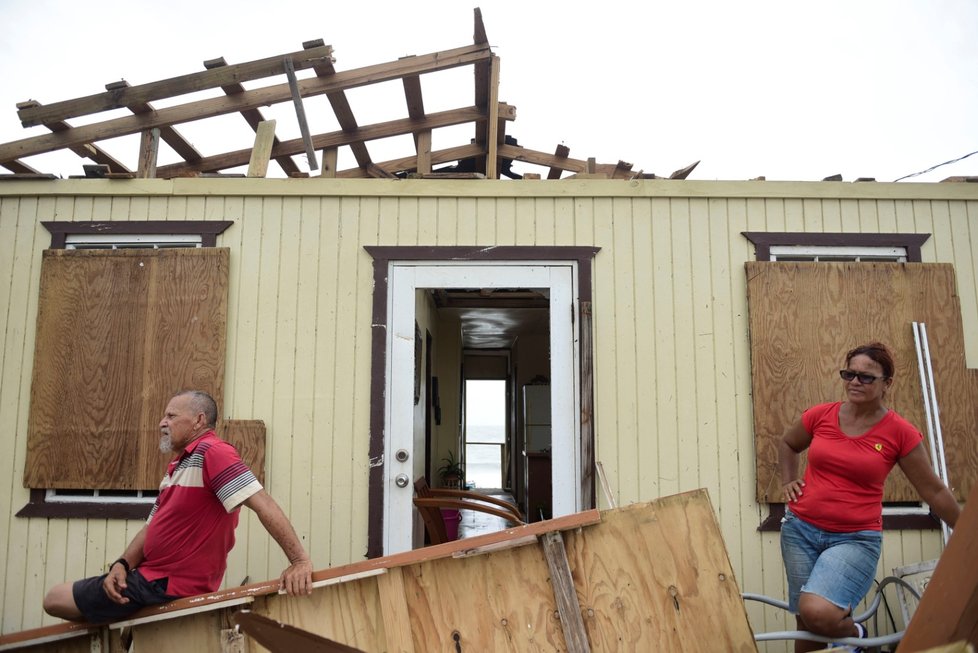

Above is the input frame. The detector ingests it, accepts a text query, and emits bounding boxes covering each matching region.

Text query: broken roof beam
[471,7,493,176]
[15,100,131,174]
[547,144,571,179]
[303,39,373,171]
[1,159,42,174]
[498,142,588,174]
[155,103,513,177]
[16,45,335,128]
[203,57,300,177]
[105,80,203,167]
[337,143,484,178]
[400,65,432,174]
[0,44,492,165]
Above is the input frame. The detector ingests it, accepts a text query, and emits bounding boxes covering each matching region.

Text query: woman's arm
[779,419,812,502]
[898,443,960,528]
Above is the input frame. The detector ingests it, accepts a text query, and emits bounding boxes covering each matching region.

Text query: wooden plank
[16,101,132,173]
[0,44,492,164]
[234,611,366,653]
[484,55,501,179]
[283,57,319,170]
[137,128,160,178]
[17,45,335,127]
[247,120,277,178]
[899,481,978,651]
[306,42,372,170]
[566,490,757,651]
[376,567,416,653]
[155,104,507,177]
[542,531,592,653]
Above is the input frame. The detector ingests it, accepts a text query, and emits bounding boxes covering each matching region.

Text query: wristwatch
[110,558,130,573]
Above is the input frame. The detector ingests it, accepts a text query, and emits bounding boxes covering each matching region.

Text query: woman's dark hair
[845,341,895,379]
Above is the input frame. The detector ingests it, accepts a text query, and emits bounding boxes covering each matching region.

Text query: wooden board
[25,248,230,489]
[7,492,755,652]
[746,262,977,503]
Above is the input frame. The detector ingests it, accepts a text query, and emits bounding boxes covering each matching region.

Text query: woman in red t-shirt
[778,342,960,652]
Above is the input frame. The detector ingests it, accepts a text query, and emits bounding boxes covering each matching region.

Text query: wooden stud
[247,120,277,178]
[548,145,570,179]
[541,531,591,653]
[137,128,160,178]
[319,148,338,178]
[484,55,500,179]
[416,130,432,175]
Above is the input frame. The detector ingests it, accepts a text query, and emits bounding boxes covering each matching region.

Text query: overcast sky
[1,0,976,182]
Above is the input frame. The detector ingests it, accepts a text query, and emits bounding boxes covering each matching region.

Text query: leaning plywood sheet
[3,490,755,652]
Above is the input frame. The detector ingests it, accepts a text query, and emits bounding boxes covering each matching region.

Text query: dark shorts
[72,570,175,624]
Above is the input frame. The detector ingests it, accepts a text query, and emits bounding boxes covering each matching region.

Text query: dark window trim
[758,503,941,531]
[741,232,930,262]
[42,220,234,249]
[17,489,153,520]
[21,220,233,520]
[363,246,600,558]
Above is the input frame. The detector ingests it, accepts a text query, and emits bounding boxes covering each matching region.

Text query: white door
[384,262,580,554]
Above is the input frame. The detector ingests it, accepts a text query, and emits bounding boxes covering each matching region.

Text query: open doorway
[464,378,507,490]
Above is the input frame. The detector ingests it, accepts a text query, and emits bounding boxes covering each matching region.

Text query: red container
[440,508,461,541]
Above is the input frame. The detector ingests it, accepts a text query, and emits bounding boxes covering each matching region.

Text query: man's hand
[279,559,314,596]
[102,563,130,605]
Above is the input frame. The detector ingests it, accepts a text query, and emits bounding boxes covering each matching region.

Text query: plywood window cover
[19,248,229,518]
[746,261,977,531]
[0,10,667,181]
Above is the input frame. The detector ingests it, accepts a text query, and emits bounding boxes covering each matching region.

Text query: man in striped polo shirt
[43,390,313,623]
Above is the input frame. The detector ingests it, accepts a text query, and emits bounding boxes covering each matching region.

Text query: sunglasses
[839,369,886,384]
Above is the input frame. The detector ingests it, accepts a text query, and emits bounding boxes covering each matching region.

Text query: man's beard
[159,432,172,453]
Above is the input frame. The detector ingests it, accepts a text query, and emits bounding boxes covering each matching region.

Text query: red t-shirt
[138,432,262,596]
[789,402,922,532]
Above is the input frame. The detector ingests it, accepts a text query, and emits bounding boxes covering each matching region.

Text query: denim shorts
[72,570,174,624]
[780,508,882,614]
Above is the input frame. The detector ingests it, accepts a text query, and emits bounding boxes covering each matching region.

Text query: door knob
[394,473,410,488]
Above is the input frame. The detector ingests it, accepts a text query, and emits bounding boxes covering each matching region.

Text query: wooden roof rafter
[1,8,677,181]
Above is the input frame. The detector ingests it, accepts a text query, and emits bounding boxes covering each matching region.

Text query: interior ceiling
[434,289,549,349]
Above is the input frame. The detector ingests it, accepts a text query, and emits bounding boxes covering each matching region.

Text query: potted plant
[437,450,464,488]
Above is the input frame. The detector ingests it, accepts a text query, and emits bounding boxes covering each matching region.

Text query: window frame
[742,232,928,262]
[17,220,233,520]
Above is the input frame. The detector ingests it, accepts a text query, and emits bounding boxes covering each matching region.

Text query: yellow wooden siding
[0,182,975,646]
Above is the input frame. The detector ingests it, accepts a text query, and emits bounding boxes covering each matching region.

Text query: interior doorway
[464,378,507,490]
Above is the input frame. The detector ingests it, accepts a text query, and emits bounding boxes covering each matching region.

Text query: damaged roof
[0,8,697,182]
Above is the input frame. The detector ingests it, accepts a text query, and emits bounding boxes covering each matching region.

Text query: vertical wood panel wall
[0,182,975,648]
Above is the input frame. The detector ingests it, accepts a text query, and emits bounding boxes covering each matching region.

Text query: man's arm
[102,525,148,604]
[243,490,313,595]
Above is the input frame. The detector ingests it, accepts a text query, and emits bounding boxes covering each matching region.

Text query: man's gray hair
[174,390,218,427]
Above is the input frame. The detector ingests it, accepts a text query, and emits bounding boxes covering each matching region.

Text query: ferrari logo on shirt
[874,443,883,453]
